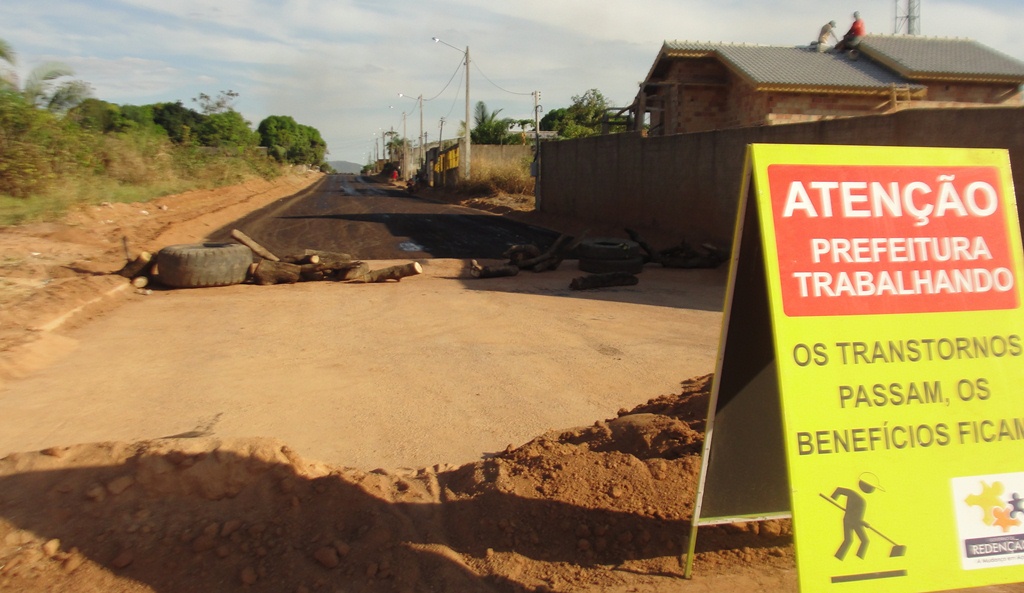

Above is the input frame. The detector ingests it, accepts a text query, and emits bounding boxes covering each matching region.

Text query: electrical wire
[424,55,465,102]
[442,73,464,122]
[472,59,533,96]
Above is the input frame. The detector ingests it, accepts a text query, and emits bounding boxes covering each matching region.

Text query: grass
[456,157,535,196]
[0,145,285,226]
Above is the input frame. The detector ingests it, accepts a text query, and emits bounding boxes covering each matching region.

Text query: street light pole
[402,111,409,181]
[433,37,471,180]
[398,93,424,179]
[464,44,470,180]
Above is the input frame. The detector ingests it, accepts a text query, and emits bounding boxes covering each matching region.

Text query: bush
[457,157,534,196]
[0,91,285,225]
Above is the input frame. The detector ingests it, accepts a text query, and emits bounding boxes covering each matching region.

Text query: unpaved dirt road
[0,254,726,471]
[1,173,1019,593]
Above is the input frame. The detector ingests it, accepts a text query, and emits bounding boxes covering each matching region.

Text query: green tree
[385,134,405,163]
[196,110,259,148]
[0,39,91,113]
[0,39,17,88]
[192,90,239,115]
[471,101,516,145]
[151,101,206,144]
[540,89,624,139]
[257,115,327,165]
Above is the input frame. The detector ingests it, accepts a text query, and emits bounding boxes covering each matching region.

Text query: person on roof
[835,11,866,52]
[817,20,838,52]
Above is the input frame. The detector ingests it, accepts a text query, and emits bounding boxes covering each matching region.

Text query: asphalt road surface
[209,174,560,259]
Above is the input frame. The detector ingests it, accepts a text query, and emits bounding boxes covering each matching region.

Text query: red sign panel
[767,164,1019,316]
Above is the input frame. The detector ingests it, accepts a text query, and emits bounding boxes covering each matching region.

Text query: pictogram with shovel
[820,473,907,559]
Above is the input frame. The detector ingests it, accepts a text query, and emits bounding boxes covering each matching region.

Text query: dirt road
[0,258,726,469]
[1,173,1015,593]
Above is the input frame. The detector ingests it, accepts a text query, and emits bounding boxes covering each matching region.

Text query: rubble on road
[626,228,727,269]
[114,229,424,289]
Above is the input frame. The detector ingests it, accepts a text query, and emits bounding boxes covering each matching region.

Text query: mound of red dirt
[0,375,796,593]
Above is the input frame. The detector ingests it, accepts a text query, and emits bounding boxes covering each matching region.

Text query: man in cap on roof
[817,20,838,52]
[835,11,866,52]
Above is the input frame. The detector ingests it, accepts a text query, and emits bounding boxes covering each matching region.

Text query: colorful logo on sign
[767,165,1019,316]
[953,473,1024,570]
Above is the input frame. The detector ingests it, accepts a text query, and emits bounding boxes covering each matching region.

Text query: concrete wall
[538,107,1024,247]
[428,142,533,188]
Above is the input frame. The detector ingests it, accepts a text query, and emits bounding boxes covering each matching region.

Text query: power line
[442,71,464,122]
[424,55,465,102]
[471,60,533,97]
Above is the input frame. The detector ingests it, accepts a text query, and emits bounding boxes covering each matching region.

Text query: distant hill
[327,161,363,174]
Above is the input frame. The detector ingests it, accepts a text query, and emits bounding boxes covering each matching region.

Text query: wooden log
[299,263,327,282]
[333,262,368,281]
[532,256,564,273]
[116,251,153,278]
[302,249,353,270]
[349,262,423,283]
[516,233,576,270]
[624,228,664,264]
[569,272,639,291]
[280,253,321,265]
[502,244,542,266]
[470,259,519,279]
[130,275,149,288]
[252,259,301,285]
[231,229,279,262]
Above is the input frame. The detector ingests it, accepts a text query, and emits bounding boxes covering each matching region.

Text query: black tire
[575,238,642,261]
[156,243,253,288]
[579,256,645,275]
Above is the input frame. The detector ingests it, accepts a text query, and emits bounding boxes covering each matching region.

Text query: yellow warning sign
[749,144,1024,592]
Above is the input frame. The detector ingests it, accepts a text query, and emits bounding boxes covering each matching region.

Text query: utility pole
[401,111,408,180]
[464,45,471,180]
[532,90,542,209]
[533,91,541,148]
[433,37,471,180]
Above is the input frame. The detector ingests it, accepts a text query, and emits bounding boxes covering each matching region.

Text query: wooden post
[231,229,280,262]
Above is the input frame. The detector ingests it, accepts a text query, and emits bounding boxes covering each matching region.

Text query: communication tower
[895,0,921,35]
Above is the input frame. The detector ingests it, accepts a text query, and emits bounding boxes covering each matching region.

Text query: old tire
[579,256,645,275]
[157,243,253,288]
[576,238,642,260]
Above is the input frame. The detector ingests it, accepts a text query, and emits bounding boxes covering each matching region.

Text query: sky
[1,0,1021,165]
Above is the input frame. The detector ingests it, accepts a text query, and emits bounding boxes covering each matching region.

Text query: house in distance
[632,35,1024,136]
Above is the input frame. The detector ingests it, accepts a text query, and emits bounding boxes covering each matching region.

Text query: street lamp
[432,36,471,180]
[398,93,424,175]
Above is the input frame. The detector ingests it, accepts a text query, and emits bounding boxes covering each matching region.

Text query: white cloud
[0,0,1020,163]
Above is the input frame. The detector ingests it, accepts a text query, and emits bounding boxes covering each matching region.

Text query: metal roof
[659,36,1024,91]
[857,35,1024,80]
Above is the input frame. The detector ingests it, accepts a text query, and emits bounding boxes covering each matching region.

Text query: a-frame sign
[686,144,1024,592]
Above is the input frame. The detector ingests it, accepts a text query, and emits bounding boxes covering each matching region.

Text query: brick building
[633,36,1024,136]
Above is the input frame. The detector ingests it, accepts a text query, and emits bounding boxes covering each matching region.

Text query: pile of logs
[625,228,727,269]
[231,229,424,286]
[116,229,423,288]
[469,233,579,279]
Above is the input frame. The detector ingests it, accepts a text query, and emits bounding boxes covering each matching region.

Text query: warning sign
[767,164,1018,316]
[688,144,1024,592]
[757,145,1024,592]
